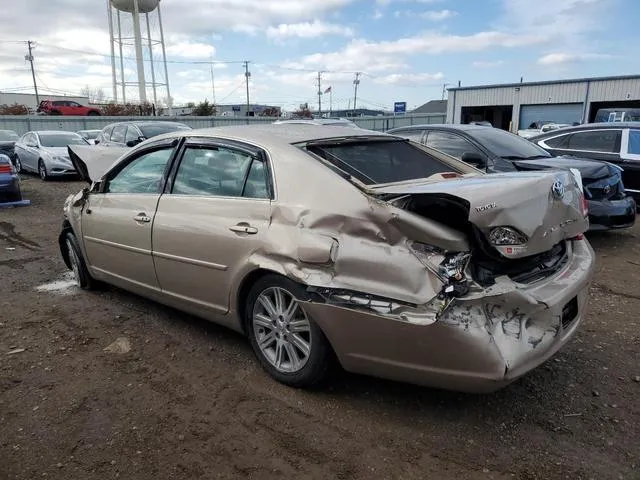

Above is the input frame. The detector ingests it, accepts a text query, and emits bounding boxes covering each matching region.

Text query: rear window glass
[139,123,191,138]
[306,139,457,185]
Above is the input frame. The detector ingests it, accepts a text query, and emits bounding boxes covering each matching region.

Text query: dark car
[529,122,640,204]
[0,129,20,165]
[388,124,636,231]
[96,121,192,147]
[0,153,25,206]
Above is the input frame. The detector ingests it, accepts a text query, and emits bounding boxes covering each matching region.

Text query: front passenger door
[152,139,272,313]
[81,143,178,293]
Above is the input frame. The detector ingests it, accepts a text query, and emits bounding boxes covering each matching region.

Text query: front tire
[65,232,95,290]
[14,156,22,173]
[38,159,48,181]
[246,275,331,387]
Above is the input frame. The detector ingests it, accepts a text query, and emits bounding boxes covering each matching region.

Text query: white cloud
[266,20,354,40]
[420,9,457,21]
[373,72,444,85]
[472,60,504,68]
[537,52,612,66]
[166,42,216,58]
[373,10,384,19]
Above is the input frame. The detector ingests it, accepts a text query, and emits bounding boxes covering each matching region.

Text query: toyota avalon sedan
[60,125,594,393]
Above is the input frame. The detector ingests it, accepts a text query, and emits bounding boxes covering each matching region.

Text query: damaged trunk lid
[68,145,129,183]
[371,170,588,259]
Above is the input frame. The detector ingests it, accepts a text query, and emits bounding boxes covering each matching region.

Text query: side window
[543,134,570,148]
[628,130,640,155]
[393,129,424,142]
[100,126,114,141]
[425,131,480,159]
[110,124,127,143]
[567,130,620,153]
[69,102,80,107]
[243,160,269,199]
[125,126,140,143]
[107,147,174,194]
[172,146,266,198]
[53,101,65,107]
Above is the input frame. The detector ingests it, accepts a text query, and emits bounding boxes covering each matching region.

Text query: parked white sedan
[14,131,88,180]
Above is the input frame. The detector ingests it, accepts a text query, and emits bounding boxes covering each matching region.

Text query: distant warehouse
[446,74,640,132]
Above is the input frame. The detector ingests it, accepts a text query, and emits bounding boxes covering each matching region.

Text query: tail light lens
[0,163,14,174]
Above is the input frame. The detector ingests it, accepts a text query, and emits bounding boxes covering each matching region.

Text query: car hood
[370,170,588,258]
[512,155,616,180]
[42,146,72,158]
[68,145,129,183]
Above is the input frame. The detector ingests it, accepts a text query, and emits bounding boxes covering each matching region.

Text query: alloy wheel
[252,286,312,373]
[38,161,47,180]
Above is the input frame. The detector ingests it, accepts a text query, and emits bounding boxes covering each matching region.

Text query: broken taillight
[581,194,588,217]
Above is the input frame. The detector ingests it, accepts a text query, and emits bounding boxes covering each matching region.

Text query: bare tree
[80,85,106,104]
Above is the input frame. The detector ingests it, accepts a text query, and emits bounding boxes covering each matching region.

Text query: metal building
[446,74,640,132]
[0,92,90,113]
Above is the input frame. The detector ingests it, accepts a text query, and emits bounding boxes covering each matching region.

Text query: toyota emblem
[551,180,565,199]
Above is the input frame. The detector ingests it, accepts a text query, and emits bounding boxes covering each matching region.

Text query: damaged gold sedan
[60,125,595,393]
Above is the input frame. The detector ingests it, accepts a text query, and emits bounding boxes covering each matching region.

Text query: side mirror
[126,140,138,147]
[461,151,486,169]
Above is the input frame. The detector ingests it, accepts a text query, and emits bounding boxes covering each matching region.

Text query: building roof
[448,74,640,92]
[411,100,447,114]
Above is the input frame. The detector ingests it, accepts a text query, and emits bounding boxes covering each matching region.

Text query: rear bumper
[0,174,23,204]
[587,196,636,231]
[304,239,595,393]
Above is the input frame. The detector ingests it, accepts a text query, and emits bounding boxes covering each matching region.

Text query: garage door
[519,103,584,130]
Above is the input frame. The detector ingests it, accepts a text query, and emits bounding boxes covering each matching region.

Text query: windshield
[39,133,87,147]
[306,139,460,185]
[0,130,19,141]
[80,131,100,139]
[468,128,551,159]
[138,123,191,138]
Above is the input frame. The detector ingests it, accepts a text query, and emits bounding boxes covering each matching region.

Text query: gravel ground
[1,176,639,480]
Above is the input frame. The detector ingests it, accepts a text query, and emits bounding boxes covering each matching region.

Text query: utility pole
[243,61,251,116]
[26,41,39,105]
[352,72,361,115]
[210,58,216,106]
[316,71,323,117]
[441,83,450,101]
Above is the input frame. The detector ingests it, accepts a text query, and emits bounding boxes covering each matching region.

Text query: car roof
[151,124,390,146]
[530,121,640,139]
[32,130,81,135]
[388,124,487,132]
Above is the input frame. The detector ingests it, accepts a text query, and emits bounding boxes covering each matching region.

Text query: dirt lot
[1,176,639,480]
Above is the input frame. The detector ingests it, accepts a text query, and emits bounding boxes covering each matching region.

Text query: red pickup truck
[37,100,101,116]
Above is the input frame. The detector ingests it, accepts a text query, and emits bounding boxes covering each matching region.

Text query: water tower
[107,0,172,113]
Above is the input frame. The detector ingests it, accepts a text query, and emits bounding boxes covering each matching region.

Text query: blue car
[0,153,29,208]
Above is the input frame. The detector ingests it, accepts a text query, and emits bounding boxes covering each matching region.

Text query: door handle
[134,213,151,223]
[229,224,258,234]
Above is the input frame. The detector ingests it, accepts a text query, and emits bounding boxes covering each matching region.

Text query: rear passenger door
[152,138,272,314]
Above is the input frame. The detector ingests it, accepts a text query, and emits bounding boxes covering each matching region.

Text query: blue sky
[0,0,638,112]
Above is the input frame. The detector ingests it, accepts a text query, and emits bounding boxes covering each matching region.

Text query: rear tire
[87,110,100,116]
[245,274,331,388]
[38,159,48,181]
[49,110,61,115]
[65,232,95,290]
[14,156,22,173]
